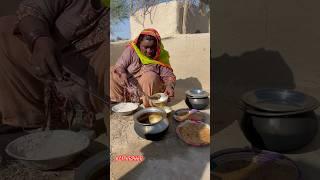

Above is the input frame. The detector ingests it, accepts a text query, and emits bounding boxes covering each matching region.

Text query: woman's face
[139,36,157,58]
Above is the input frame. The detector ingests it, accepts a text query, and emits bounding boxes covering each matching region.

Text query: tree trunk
[182,0,189,34]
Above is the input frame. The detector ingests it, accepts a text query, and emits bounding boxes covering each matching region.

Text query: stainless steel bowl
[111,103,139,116]
[133,107,169,141]
[5,130,90,170]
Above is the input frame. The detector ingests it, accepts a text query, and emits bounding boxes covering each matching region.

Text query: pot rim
[186,95,210,99]
[240,102,319,116]
[133,107,167,126]
[185,89,209,98]
[241,88,320,113]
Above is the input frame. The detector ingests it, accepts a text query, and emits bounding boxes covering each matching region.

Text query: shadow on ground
[213,48,296,135]
[170,77,203,107]
[118,115,210,180]
[295,161,320,180]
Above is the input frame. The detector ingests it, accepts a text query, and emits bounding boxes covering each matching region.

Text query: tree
[130,0,209,33]
[110,0,210,33]
[111,0,130,25]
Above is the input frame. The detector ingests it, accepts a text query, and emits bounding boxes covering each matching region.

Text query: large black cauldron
[240,88,319,152]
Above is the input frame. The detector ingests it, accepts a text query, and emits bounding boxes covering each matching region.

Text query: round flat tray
[176,120,210,146]
[211,148,301,180]
[241,88,319,113]
[111,102,139,116]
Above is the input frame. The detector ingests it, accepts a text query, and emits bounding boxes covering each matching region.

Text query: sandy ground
[110,86,211,180]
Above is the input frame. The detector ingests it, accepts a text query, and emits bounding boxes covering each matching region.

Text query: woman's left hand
[164,86,174,100]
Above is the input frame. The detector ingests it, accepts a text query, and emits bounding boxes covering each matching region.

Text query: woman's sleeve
[114,47,132,73]
[15,0,73,49]
[160,66,176,88]
[17,0,72,26]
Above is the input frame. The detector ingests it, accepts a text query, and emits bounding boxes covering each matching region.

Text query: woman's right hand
[32,36,62,81]
[119,72,129,86]
[114,68,129,86]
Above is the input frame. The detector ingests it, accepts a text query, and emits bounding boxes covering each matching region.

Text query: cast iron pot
[240,105,318,152]
[185,89,210,110]
[185,96,209,110]
[133,107,169,141]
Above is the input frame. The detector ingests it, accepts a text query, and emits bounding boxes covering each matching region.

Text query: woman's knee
[140,71,161,85]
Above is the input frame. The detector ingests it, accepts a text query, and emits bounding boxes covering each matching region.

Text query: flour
[151,93,168,104]
[7,130,89,160]
[112,103,138,113]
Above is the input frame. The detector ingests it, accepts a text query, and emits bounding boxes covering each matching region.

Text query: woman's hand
[114,68,129,86]
[119,73,129,86]
[32,36,62,81]
[164,85,174,101]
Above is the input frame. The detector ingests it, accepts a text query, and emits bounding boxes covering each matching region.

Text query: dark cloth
[0,0,109,128]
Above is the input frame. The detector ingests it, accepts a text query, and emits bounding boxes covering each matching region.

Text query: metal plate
[176,120,210,146]
[5,130,90,170]
[211,148,301,180]
[241,88,319,112]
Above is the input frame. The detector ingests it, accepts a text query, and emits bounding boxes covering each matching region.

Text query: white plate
[112,103,139,115]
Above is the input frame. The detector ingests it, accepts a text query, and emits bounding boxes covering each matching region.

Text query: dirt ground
[0,161,74,180]
[110,90,211,180]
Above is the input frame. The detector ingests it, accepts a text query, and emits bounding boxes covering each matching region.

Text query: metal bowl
[5,130,90,170]
[111,102,139,116]
[133,107,169,141]
[151,93,168,107]
[173,108,190,122]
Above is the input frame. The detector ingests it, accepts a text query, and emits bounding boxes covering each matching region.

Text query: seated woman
[110,28,176,107]
[0,0,109,132]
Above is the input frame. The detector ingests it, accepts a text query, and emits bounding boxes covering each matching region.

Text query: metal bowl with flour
[111,102,139,116]
[5,130,90,170]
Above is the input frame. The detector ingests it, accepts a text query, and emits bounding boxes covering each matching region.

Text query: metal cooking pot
[185,89,210,110]
[133,107,169,141]
[185,96,209,110]
[240,109,318,152]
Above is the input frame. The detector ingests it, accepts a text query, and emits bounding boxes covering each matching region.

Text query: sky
[111,18,131,41]
[110,0,205,41]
